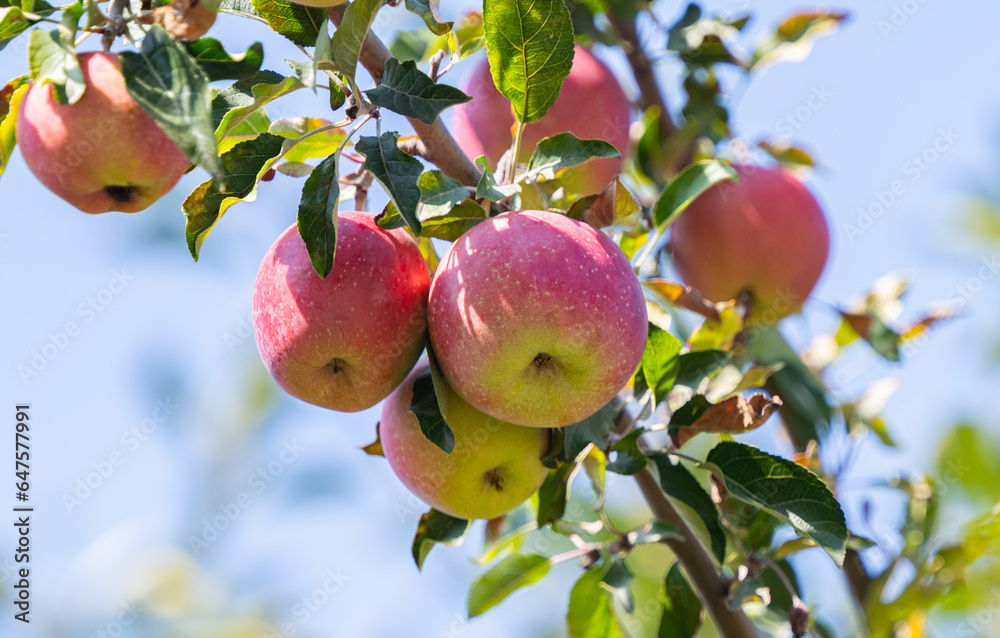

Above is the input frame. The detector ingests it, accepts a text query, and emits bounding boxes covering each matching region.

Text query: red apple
[16,52,190,214]
[253,212,430,412]
[669,164,830,320]
[380,359,550,520]
[450,46,631,195]
[428,210,647,428]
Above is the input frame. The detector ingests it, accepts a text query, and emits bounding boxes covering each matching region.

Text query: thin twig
[606,8,676,138]
[634,468,758,637]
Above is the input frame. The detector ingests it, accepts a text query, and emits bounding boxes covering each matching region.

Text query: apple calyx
[483,467,505,493]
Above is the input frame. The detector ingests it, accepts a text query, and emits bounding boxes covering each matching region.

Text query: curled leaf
[670,393,782,448]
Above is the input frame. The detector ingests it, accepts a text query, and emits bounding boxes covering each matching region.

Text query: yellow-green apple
[428,210,647,428]
[380,359,550,520]
[450,46,631,195]
[669,164,830,321]
[253,212,430,412]
[16,52,190,214]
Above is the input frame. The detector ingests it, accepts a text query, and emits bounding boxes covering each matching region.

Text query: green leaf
[297,152,340,279]
[331,0,385,81]
[268,116,347,163]
[252,0,326,47]
[523,132,619,183]
[404,0,452,35]
[747,325,831,447]
[409,366,454,454]
[120,25,223,184]
[28,29,83,105]
[601,557,634,613]
[567,567,624,638]
[0,1,56,51]
[364,58,471,124]
[182,133,284,259]
[653,159,737,228]
[758,140,816,170]
[675,350,731,389]
[705,441,848,566]
[475,155,520,200]
[666,4,743,68]
[562,402,617,462]
[838,310,902,362]
[651,454,726,562]
[468,554,551,618]
[607,429,646,476]
[213,71,305,140]
[536,461,578,528]
[412,509,470,570]
[482,0,575,123]
[312,19,331,91]
[669,395,711,427]
[566,177,641,229]
[183,39,263,83]
[417,170,470,219]
[218,0,259,20]
[0,77,27,179]
[935,424,1000,504]
[659,563,703,638]
[356,131,424,235]
[751,11,847,71]
[640,324,682,406]
[389,28,436,63]
[420,200,485,241]
[218,108,270,153]
[328,74,346,109]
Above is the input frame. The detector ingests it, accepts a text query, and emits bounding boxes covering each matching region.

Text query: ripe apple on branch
[0,0,972,636]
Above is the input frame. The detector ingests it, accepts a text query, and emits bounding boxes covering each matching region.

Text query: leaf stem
[506,120,526,185]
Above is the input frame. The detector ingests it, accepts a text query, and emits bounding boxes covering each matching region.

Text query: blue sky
[0,1,998,636]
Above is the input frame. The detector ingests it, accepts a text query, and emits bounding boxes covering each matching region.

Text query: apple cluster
[251,208,649,520]
[13,34,831,522]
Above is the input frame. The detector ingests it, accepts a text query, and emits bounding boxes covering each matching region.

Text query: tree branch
[327,3,482,186]
[634,467,758,638]
[606,9,676,139]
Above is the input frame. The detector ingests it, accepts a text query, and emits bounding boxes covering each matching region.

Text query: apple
[16,52,190,214]
[380,359,550,520]
[450,46,631,195]
[669,164,830,321]
[427,210,647,428]
[253,212,431,412]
